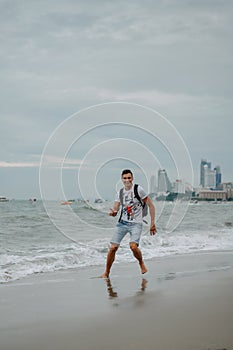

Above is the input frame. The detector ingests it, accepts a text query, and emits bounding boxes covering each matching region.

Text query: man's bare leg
[99,244,118,278]
[130,242,148,274]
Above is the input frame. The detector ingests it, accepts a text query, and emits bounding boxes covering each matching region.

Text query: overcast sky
[0,0,233,199]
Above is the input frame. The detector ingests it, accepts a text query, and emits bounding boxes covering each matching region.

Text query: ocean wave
[1,226,233,283]
[1,201,233,283]
[0,243,107,283]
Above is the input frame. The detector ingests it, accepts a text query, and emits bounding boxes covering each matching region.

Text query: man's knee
[130,242,138,252]
[109,244,119,253]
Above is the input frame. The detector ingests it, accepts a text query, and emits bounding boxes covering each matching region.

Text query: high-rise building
[174,179,185,193]
[150,175,157,194]
[204,165,216,188]
[214,165,222,188]
[200,159,211,187]
[200,159,222,189]
[158,169,172,192]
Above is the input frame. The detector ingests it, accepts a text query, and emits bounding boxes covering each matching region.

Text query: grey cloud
[0,0,233,197]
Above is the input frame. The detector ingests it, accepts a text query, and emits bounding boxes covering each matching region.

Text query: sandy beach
[1,251,233,350]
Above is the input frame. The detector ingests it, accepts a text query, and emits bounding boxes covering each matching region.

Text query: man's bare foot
[140,262,148,274]
[99,273,109,279]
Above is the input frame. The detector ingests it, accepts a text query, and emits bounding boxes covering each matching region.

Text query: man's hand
[150,223,157,235]
[109,208,118,217]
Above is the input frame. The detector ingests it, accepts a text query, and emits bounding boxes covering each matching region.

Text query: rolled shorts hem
[110,220,143,246]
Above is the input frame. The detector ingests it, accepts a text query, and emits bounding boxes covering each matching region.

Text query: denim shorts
[110,220,143,246]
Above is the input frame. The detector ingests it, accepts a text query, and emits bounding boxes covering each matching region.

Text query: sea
[0,199,233,283]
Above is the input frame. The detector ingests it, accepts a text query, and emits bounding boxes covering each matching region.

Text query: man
[100,169,156,278]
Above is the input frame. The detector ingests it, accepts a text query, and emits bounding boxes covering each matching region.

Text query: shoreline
[1,251,233,350]
[2,248,233,285]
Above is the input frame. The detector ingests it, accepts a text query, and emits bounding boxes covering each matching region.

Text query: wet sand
[0,251,233,350]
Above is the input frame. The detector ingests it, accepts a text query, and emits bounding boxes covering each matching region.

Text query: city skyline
[150,157,231,195]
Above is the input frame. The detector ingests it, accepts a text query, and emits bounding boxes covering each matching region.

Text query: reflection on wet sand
[105,278,118,298]
[104,278,148,300]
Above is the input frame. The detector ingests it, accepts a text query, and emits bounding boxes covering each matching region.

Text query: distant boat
[189,200,198,205]
[212,198,218,204]
[61,201,73,205]
[0,197,9,202]
[94,198,104,203]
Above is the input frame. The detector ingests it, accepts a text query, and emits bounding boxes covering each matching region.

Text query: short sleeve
[115,190,120,202]
[138,185,147,200]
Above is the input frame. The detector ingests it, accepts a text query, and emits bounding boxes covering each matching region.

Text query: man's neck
[124,183,133,191]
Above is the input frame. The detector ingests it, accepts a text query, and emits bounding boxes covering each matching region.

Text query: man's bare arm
[144,197,156,235]
[109,201,120,216]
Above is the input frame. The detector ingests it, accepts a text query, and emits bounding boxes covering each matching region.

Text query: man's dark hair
[121,169,133,177]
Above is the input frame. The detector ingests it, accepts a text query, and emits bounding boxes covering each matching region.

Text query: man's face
[122,173,133,188]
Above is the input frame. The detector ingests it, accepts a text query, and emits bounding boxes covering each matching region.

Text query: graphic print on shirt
[123,191,141,221]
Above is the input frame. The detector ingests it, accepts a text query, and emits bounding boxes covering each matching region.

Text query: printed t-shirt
[115,184,147,223]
